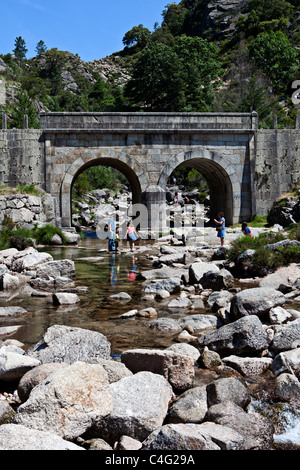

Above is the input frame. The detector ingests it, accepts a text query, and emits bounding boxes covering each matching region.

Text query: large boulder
[25,325,111,364]
[207,291,234,313]
[17,363,69,403]
[270,319,300,352]
[142,423,244,450]
[36,259,75,280]
[0,248,18,268]
[179,314,221,333]
[0,424,84,450]
[200,269,234,291]
[52,293,80,305]
[90,371,173,444]
[13,362,113,440]
[0,307,27,317]
[270,348,300,377]
[0,273,22,290]
[205,402,274,450]
[222,355,272,377]
[167,385,208,424]
[198,316,269,357]
[188,262,219,285]
[206,377,251,409]
[0,349,40,382]
[230,287,286,319]
[121,348,195,393]
[143,278,182,294]
[11,248,53,272]
[274,373,300,403]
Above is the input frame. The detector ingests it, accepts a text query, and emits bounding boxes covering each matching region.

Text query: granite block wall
[254,129,300,216]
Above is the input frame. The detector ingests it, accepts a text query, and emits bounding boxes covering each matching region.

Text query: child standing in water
[214,212,225,246]
[126,222,138,252]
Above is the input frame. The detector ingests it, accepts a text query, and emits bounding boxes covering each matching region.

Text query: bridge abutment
[1,112,299,235]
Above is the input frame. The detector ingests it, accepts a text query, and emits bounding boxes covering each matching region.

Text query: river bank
[0,225,300,450]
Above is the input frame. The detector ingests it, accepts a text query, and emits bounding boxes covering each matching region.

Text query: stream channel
[0,235,300,449]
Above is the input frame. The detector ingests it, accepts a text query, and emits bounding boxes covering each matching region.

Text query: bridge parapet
[40,112,258,132]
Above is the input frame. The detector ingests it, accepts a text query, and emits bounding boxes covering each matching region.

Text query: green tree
[249,31,299,90]
[35,40,47,56]
[10,90,39,129]
[240,74,277,126]
[124,42,181,110]
[174,36,222,111]
[88,79,125,111]
[13,36,28,65]
[122,24,151,50]
[124,36,222,112]
[20,73,50,105]
[40,48,65,95]
[162,3,188,37]
[244,0,294,22]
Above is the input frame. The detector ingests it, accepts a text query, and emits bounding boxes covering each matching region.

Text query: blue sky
[1,0,178,62]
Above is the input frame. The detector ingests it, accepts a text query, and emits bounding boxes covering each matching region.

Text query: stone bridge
[1,112,300,231]
[41,112,258,228]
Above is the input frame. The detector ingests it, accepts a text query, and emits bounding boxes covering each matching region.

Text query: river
[1,237,190,354]
[0,236,299,448]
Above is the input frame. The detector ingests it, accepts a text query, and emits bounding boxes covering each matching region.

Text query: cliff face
[190,0,249,40]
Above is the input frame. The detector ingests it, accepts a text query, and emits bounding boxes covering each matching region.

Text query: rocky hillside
[0,0,299,127]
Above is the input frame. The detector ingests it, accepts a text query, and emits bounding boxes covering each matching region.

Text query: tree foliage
[122,24,151,50]
[1,1,299,129]
[249,31,299,91]
[124,36,222,111]
[13,36,28,65]
[10,90,39,129]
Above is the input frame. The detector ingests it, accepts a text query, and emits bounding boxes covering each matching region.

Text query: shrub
[227,231,298,275]
[288,223,300,241]
[32,224,68,245]
[0,215,34,251]
[16,183,42,196]
[227,232,285,262]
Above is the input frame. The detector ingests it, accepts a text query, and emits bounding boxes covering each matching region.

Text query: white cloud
[19,0,46,11]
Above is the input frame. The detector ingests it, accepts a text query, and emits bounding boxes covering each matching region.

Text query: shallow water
[0,238,194,354]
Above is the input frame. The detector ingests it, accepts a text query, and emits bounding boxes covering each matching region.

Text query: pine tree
[10,90,39,129]
[13,36,28,65]
[36,40,47,56]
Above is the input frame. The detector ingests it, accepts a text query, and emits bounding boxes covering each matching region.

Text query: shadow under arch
[158,150,235,226]
[60,155,143,227]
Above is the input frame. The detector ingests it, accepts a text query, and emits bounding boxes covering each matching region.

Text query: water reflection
[109,254,119,287]
[0,239,177,354]
[127,256,137,282]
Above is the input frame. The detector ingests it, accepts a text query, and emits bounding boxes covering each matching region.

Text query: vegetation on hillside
[0,0,298,130]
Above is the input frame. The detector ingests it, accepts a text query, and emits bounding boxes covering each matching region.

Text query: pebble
[0,391,20,404]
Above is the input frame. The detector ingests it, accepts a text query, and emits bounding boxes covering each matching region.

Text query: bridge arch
[59,151,148,227]
[158,149,240,226]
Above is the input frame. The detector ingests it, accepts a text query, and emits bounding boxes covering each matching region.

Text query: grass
[0,183,43,196]
[0,215,34,251]
[229,214,270,230]
[0,216,68,250]
[250,215,269,227]
[32,225,68,245]
[227,227,300,275]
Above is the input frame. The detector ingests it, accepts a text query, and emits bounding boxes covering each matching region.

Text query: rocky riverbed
[0,225,300,451]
